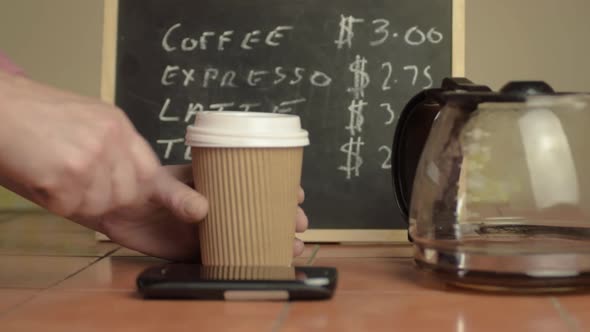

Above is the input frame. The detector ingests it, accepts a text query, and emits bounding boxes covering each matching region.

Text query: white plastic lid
[185,111,310,148]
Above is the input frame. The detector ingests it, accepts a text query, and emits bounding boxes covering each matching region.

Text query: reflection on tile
[0,212,17,223]
[0,291,285,332]
[113,243,317,268]
[281,293,569,332]
[111,247,148,257]
[556,296,589,331]
[56,254,316,292]
[0,256,96,289]
[0,213,85,233]
[57,257,166,291]
[312,258,447,293]
[112,243,318,262]
[0,213,119,256]
[315,244,413,259]
[0,289,38,313]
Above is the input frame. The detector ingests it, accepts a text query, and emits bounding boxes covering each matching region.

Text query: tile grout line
[49,246,122,288]
[271,303,291,332]
[550,297,581,332]
[306,244,320,266]
[0,246,121,319]
[109,247,123,256]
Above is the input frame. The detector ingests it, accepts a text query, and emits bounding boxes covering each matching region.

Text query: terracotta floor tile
[0,290,285,332]
[0,256,97,289]
[0,289,38,313]
[555,296,590,331]
[57,256,166,291]
[0,213,119,256]
[311,258,448,293]
[280,293,569,332]
[315,244,413,258]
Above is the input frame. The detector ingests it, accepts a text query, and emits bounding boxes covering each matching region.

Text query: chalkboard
[101,0,464,242]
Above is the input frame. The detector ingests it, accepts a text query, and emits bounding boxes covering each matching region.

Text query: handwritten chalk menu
[112,0,453,233]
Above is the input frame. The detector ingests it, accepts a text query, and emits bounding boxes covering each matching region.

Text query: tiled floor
[281,293,571,332]
[0,212,118,256]
[0,212,588,332]
[0,289,37,313]
[0,256,98,289]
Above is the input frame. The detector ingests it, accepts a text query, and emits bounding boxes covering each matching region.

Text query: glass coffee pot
[393,78,590,292]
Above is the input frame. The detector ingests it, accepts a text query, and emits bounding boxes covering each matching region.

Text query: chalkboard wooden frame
[99,0,465,244]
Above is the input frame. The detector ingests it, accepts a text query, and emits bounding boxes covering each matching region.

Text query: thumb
[152,171,209,223]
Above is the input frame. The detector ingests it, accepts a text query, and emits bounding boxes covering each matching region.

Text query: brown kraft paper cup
[186,111,309,267]
[192,147,303,266]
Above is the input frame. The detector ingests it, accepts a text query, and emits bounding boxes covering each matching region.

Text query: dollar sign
[338,136,365,180]
[347,55,370,99]
[346,99,367,136]
[334,15,364,49]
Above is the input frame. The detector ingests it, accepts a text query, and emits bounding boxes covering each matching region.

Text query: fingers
[295,207,308,233]
[152,170,209,223]
[296,187,308,232]
[293,238,305,257]
[298,187,305,204]
[295,190,308,257]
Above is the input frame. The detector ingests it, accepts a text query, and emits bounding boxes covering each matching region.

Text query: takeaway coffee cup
[185,111,310,266]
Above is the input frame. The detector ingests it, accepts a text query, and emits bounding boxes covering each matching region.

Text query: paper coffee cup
[186,111,309,266]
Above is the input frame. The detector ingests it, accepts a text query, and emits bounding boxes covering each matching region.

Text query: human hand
[74,165,308,261]
[294,186,309,256]
[0,72,308,261]
[0,72,167,221]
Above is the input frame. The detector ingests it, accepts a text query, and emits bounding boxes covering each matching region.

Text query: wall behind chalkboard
[102,0,464,242]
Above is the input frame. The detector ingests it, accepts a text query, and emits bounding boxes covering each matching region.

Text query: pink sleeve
[0,51,25,75]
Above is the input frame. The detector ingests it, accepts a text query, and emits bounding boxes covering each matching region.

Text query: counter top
[0,212,587,331]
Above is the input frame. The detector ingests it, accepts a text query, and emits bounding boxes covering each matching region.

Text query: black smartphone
[136,264,337,301]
